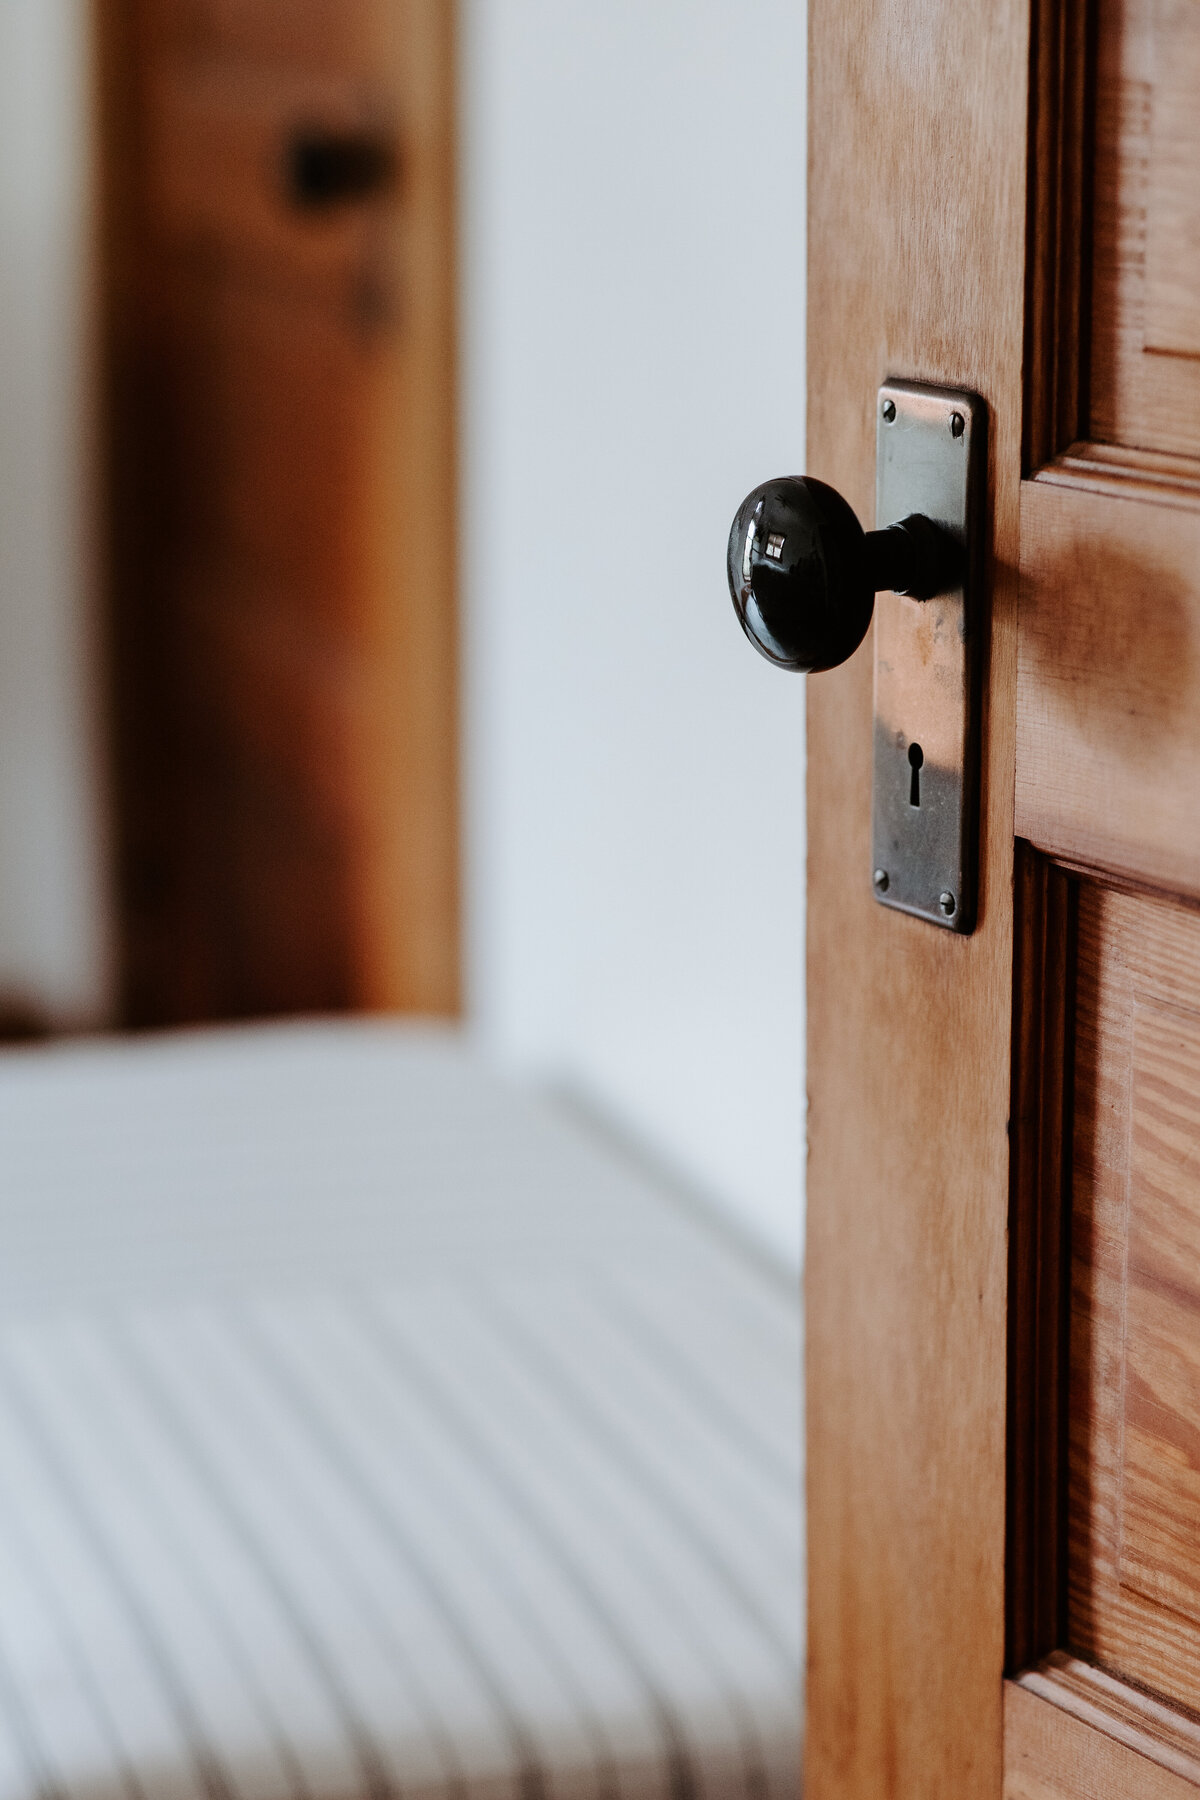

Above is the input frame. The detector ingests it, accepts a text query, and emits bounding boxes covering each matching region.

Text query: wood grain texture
[1121,999,1200,1623]
[1144,0,1200,356]
[1006,869,1200,1795]
[1020,1654,1200,1783]
[1067,883,1200,1713]
[1089,0,1200,459]
[805,1,1027,1796]
[1015,470,1200,897]
[1010,3,1200,1791]
[1005,1667,1200,1800]
[97,0,458,1022]
[1035,440,1200,502]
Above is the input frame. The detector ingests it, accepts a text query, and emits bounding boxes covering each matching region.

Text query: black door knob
[285,128,395,209]
[726,476,961,673]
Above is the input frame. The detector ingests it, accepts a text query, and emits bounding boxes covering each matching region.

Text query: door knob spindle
[726,476,962,674]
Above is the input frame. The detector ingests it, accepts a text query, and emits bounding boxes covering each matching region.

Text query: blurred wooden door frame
[96,0,459,1025]
[808,1,1200,1797]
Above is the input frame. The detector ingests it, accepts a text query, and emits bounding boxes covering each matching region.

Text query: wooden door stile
[806,2,1028,1796]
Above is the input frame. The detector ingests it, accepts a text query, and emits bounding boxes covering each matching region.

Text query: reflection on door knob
[726,476,961,673]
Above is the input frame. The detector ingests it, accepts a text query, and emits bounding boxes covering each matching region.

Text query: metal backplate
[872,380,984,933]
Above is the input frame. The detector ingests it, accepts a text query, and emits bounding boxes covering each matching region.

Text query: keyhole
[908,741,924,807]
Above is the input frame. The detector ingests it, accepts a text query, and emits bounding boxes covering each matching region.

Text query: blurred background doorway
[99,0,459,1026]
[0,0,806,1268]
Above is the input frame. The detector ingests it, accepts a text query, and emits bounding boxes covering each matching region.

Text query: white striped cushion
[0,1023,801,1800]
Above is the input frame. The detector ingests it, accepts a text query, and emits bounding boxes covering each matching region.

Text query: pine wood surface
[809,0,1200,1790]
[1066,882,1200,1713]
[1017,0,1200,903]
[145,59,385,280]
[1023,0,1090,470]
[1015,470,1200,897]
[1011,5,1200,1770]
[1006,858,1200,1800]
[1005,1669,1200,1800]
[804,2,1028,1796]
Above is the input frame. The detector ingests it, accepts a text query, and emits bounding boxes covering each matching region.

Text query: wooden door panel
[1091,0,1200,459]
[1068,885,1200,1708]
[1015,473,1200,895]
[101,0,458,1023]
[1005,1671,1200,1800]
[1013,0,1200,1766]
[1008,865,1200,1793]
[1122,1002,1200,1625]
[1142,0,1200,359]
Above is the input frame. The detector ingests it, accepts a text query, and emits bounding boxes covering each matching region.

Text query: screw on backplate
[874,869,890,893]
[881,399,897,424]
[939,890,957,916]
[949,411,965,438]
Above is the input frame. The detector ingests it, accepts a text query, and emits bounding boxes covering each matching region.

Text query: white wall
[0,0,111,1027]
[463,2,808,1265]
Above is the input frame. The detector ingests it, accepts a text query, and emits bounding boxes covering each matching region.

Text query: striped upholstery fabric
[0,1023,802,1800]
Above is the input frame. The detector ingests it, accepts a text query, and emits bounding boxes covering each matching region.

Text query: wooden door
[98,0,457,1025]
[807,1,1200,1797]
